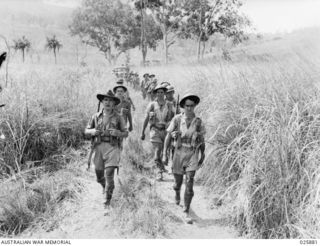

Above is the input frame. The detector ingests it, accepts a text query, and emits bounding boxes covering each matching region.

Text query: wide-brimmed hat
[143,73,149,78]
[149,74,155,78]
[113,85,127,93]
[166,85,175,93]
[179,93,200,108]
[116,79,124,85]
[97,90,121,105]
[153,84,168,93]
[160,81,170,87]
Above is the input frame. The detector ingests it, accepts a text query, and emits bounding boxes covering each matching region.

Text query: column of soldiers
[85,72,206,224]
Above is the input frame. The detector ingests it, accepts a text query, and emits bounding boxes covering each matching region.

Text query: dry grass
[0,165,85,236]
[1,28,320,238]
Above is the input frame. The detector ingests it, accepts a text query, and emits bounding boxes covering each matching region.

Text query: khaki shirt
[167,113,206,148]
[146,99,174,129]
[115,99,131,126]
[86,109,126,136]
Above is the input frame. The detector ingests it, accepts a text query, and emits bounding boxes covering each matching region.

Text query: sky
[7,0,320,34]
[242,0,320,33]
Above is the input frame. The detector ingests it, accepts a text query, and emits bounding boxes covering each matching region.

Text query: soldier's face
[115,88,125,98]
[166,91,174,99]
[102,97,115,110]
[156,89,165,100]
[183,99,196,114]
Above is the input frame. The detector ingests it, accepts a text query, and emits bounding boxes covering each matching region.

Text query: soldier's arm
[141,115,149,139]
[118,116,128,138]
[162,118,175,161]
[84,115,97,136]
[198,122,206,166]
[129,97,135,111]
[127,104,133,132]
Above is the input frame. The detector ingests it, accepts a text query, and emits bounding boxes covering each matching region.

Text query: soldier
[141,84,175,181]
[165,85,178,111]
[141,73,149,99]
[85,90,128,208]
[113,84,133,132]
[116,79,135,111]
[147,75,157,101]
[162,93,206,223]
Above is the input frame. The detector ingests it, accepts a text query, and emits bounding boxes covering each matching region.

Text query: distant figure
[113,84,133,132]
[141,73,150,99]
[141,84,175,181]
[0,52,6,68]
[116,79,135,111]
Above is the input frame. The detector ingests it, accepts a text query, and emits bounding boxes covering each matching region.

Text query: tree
[45,35,62,64]
[13,36,31,63]
[133,1,163,65]
[70,0,141,65]
[179,0,250,60]
[137,0,186,64]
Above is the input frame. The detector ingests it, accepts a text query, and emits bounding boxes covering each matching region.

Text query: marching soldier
[147,75,157,101]
[141,73,149,99]
[113,84,133,132]
[165,85,180,113]
[141,84,175,181]
[162,93,206,223]
[116,79,135,111]
[85,90,128,208]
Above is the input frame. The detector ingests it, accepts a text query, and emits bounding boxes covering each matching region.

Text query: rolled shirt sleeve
[86,114,96,130]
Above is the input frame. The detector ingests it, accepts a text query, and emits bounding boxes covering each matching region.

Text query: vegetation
[70,0,141,65]
[45,35,63,64]
[12,36,31,63]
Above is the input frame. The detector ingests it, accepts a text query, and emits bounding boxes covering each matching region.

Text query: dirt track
[21,164,238,239]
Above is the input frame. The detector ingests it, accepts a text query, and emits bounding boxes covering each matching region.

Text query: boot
[183,211,193,224]
[183,194,193,214]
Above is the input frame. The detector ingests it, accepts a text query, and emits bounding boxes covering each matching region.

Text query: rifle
[87,101,101,171]
[175,94,180,115]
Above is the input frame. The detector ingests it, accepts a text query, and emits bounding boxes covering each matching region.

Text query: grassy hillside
[1,0,320,238]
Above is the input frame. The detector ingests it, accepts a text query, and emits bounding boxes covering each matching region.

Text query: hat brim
[179,95,200,108]
[113,85,127,93]
[153,87,168,93]
[96,94,121,105]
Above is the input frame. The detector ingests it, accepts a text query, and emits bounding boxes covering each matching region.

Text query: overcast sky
[242,0,320,33]
[27,0,320,34]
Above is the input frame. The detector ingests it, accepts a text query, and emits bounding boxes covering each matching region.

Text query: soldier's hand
[92,129,102,136]
[171,131,181,139]
[129,125,133,132]
[162,154,168,166]
[141,133,145,141]
[109,129,121,137]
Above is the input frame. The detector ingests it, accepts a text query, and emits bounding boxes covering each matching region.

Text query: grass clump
[197,58,320,238]
[111,168,178,238]
[0,167,85,236]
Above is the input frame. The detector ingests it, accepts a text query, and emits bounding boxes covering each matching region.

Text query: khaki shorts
[92,142,121,170]
[172,147,199,175]
[149,127,166,144]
